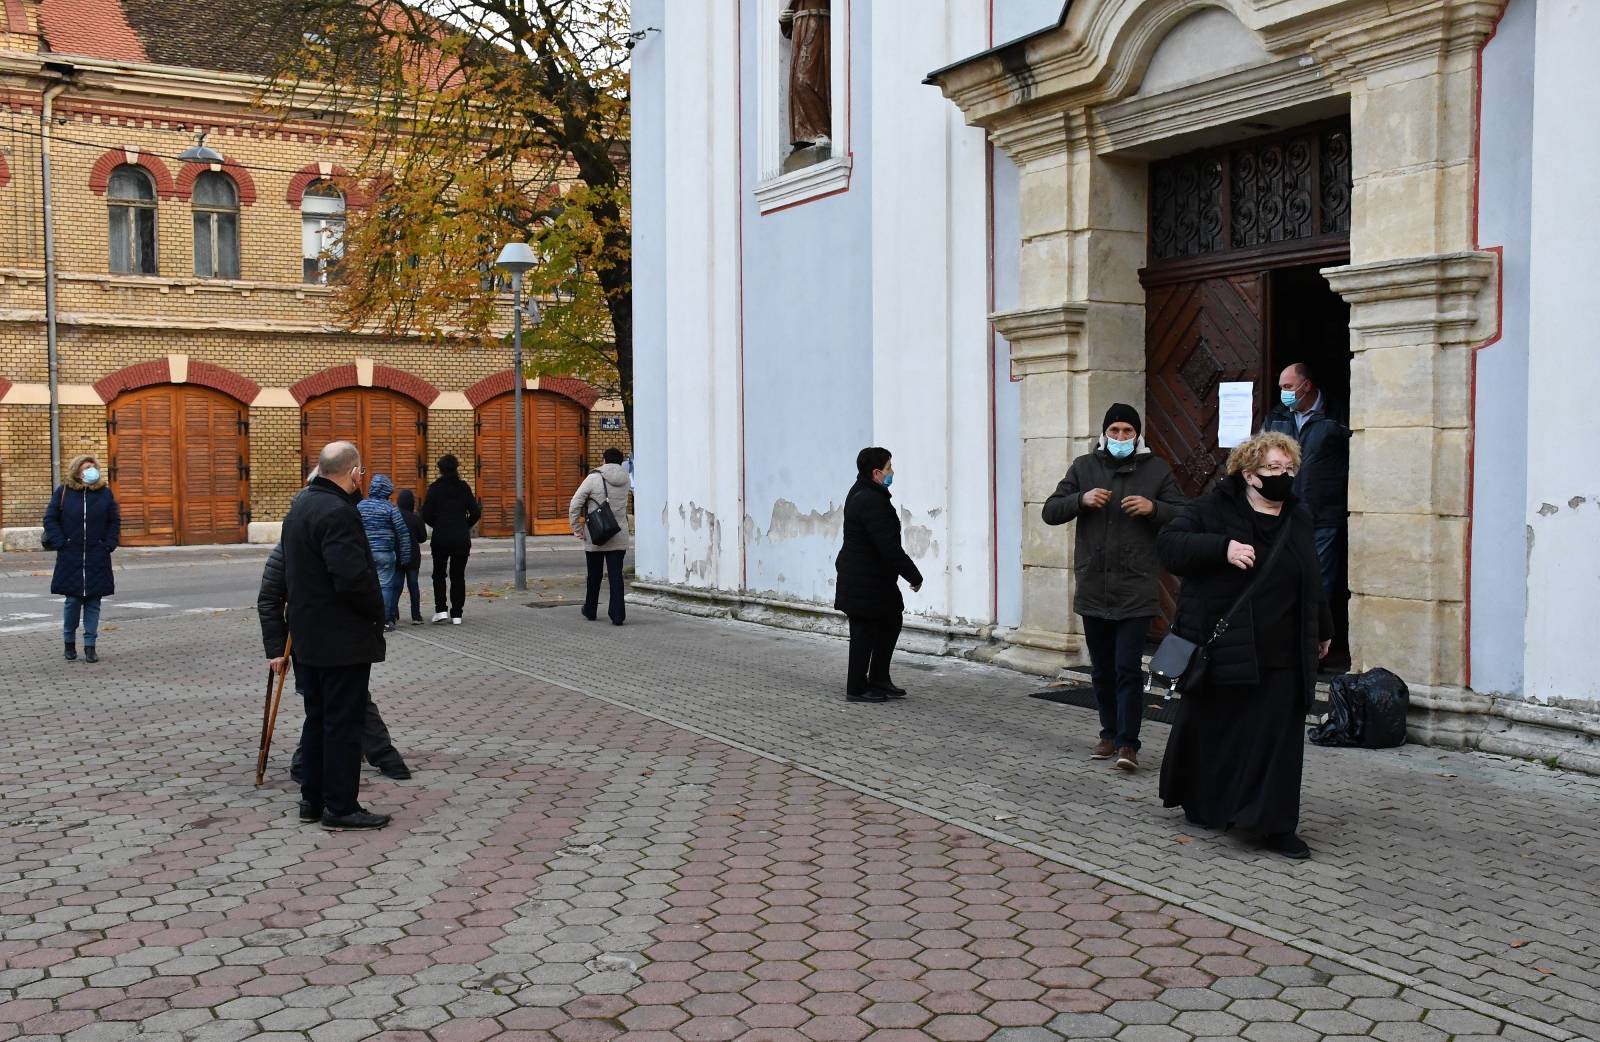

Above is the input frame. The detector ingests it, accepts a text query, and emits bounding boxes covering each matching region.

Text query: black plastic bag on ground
[1308,667,1410,748]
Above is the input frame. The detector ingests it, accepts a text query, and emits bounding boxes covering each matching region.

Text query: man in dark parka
[1043,404,1187,770]
[281,441,390,830]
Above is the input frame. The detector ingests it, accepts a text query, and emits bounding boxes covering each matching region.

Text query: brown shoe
[1115,747,1138,771]
[1091,739,1116,760]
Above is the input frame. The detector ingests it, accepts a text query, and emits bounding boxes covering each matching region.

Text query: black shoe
[1261,832,1311,859]
[83,646,98,663]
[870,681,905,699]
[64,641,76,661]
[580,608,597,621]
[378,763,412,780]
[298,801,323,823]
[610,619,625,626]
[321,810,392,831]
[846,689,888,703]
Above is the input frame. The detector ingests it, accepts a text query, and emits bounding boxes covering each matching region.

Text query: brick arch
[289,364,439,406]
[93,359,260,404]
[285,163,367,208]
[88,149,177,200]
[464,371,601,410]
[175,158,258,206]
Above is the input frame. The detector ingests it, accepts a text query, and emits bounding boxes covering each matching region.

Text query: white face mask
[81,467,101,484]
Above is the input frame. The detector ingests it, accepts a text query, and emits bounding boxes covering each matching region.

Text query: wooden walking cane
[254,634,292,786]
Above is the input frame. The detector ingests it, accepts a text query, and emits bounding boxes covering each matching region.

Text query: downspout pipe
[41,76,69,484]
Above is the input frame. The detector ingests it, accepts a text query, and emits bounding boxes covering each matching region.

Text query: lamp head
[179,130,224,164]
[495,242,537,273]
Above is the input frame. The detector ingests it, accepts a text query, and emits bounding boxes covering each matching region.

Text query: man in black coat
[1263,363,1350,669]
[420,454,482,625]
[281,441,390,830]
[834,447,923,703]
[258,540,410,784]
[1043,404,1187,771]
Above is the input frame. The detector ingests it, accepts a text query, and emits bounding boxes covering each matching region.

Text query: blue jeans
[1081,614,1150,750]
[63,595,103,645]
[402,560,422,621]
[374,552,399,623]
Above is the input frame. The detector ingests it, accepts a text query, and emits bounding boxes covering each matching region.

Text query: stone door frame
[936,0,1501,688]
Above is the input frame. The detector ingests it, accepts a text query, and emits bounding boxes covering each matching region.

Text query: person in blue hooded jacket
[43,453,121,663]
[357,473,411,632]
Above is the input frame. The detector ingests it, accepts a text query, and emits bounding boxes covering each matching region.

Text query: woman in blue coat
[43,454,121,663]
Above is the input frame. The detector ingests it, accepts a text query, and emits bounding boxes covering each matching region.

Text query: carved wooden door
[110,385,248,546]
[302,389,426,504]
[1144,273,1270,627]
[474,391,589,537]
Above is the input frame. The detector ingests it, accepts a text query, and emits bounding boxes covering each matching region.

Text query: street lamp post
[495,242,537,590]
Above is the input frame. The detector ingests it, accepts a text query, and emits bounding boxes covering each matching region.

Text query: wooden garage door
[301,389,426,504]
[109,385,248,546]
[474,391,588,537]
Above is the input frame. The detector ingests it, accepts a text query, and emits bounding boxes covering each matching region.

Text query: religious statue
[780,0,831,153]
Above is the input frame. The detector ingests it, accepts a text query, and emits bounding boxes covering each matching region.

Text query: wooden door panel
[474,395,516,537]
[474,392,589,537]
[301,389,425,505]
[178,389,246,544]
[1145,273,1268,630]
[111,390,177,546]
[112,385,246,546]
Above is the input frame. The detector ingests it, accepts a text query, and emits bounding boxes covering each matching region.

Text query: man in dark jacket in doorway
[1043,404,1186,772]
[281,441,391,830]
[1263,362,1350,670]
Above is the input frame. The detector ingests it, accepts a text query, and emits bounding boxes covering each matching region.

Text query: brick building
[0,0,630,546]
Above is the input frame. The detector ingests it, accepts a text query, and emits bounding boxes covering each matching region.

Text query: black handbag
[583,476,622,546]
[1146,514,1294,699]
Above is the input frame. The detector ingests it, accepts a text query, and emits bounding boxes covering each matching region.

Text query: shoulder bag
[583,474,622,546]
[1146,513,1294,699]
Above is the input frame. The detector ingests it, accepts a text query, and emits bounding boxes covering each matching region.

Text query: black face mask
[1254,473,1295,502]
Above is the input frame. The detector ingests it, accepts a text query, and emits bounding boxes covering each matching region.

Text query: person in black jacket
[834,447,923,703]
[42,454,120,664]
[1156,432,1332,860]
[281,441,390,831]
[1043,404,1186,771]
[1263,363,1350,670]
[420,454,482,625]
[258,540,411,783]
[395,489,428,625]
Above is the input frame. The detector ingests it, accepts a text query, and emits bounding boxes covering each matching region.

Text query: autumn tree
[259,0,634,426]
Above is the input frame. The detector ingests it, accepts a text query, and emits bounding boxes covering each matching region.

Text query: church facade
[630,0,1600,772]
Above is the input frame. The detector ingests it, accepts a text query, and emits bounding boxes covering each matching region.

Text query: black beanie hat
[1103,403,1142,437]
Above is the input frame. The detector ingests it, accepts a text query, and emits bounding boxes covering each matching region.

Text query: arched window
[192,172,240,279]
[108,165,158,275]
[301,181,346,284]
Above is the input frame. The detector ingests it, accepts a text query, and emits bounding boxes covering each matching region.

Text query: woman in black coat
[1156,432,1332,859]
[834,447,923,703]
[43,453,121,663]
[420,454,482,625]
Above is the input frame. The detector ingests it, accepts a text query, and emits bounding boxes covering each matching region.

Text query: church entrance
[1141,118,1353,657]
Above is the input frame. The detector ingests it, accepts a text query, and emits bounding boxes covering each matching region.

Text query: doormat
[1029,685,1182,725]
[1029,684,1330,727]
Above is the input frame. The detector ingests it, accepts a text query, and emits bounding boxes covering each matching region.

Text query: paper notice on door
[1217,382,1254,448]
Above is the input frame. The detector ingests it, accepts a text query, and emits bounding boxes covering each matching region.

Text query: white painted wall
[661,3,743,590]
[629,0,668,582]
[1523,0,1600,704]
[869,0,993,625]
[993,149,1025,629]
[1470,0,1534,697]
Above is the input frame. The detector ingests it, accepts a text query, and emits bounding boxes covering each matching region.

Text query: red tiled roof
[38,0,148,62]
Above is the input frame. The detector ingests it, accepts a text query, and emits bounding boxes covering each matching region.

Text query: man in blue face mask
[1264,363,1351,671]
[1042,404,1187,772]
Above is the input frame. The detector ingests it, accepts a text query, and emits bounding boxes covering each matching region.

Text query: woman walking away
[1157,432,1332,860]
[43,454,121,663]
[421,454,481,625]
[568,448,632,625]
[395,489,428,625]
[357,474,411,632]
[834,447,923,703]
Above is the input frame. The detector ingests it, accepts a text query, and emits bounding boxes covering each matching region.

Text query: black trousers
[1081,614,1151,750]
[432,543,470,618]
[584,549,626,623]
[296,662,371,817]
[290,693,403,782]
[846,613,902,696]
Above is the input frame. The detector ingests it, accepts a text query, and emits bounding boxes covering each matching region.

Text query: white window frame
[754,0,851,214]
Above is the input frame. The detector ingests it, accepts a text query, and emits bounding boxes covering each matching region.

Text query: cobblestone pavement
[0,592,1594,1041]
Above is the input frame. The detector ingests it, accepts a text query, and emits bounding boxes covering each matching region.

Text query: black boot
[64,641,76,661]
[84,646,98,663]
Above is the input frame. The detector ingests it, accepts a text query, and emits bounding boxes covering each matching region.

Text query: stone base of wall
[1,525,41,550]
[248,522,283,544]
[633,581,1600,777]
